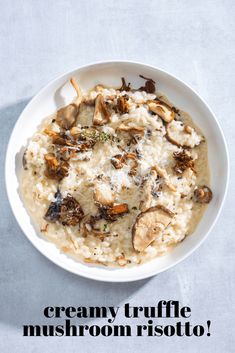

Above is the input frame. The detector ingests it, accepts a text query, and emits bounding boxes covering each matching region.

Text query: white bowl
[5,61,229,282]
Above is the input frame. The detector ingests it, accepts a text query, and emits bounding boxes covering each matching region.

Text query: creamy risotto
[21,76,212,267]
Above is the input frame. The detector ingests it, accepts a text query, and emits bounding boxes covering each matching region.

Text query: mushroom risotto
[21,76,212,267]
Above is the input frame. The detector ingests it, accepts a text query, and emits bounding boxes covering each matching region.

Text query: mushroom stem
[70,77,82,105]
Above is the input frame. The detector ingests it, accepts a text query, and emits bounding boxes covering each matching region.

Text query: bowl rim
[5,60,230,282]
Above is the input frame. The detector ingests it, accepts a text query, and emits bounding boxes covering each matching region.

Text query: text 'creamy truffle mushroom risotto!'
[21,76,212,267]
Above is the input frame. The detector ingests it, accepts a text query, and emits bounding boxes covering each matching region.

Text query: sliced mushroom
[110,152,138,175]
[94,182,115,206]
[139,169,158,211]
[93,94,111,125]
[132,205,174,252]
[44,153,69,181]
[194,186,212,203]
[55,77,83,130]
[152,165,176,192]
[116,123,145,136]
[166,120,202,148]
[147,100,175,123]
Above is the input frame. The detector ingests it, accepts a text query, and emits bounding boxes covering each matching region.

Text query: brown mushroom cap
[147,100,175,123]
[194,186,213,203]
[132,205,174,252]
[166,120,202,148]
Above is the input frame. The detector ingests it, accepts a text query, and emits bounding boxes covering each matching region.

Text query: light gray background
[0,0,234,352]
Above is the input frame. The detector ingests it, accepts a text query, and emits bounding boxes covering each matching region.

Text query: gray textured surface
[0,0,234,352]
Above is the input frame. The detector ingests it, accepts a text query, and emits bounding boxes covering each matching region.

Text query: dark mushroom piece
[138,75,156,93]
[44,153,69,181]
[55,77,82,130]
[173,150,195,174]
[44,190,63,222]
[59,195,84,226]
[194,186,212,203]
[44,192,84,226]
[132,205,174,252]
[119,77,131,91]
[99,203,129,221]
